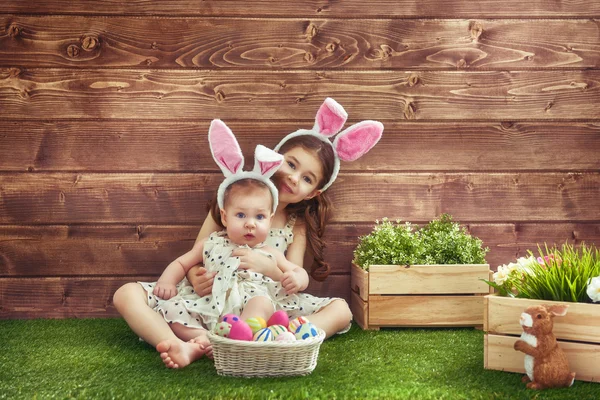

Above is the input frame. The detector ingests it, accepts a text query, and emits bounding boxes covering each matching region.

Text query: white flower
[587,276,600,303]
[516,256,538,275]
[493,265,509,285]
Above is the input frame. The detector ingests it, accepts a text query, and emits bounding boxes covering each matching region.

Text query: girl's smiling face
[274,146,324,205]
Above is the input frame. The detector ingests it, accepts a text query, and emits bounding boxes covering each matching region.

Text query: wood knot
[326,43,337,52]
[7,67,22,78]
[469,21,484,41]
[408,74,419,87]
[544,101,554,112]
[404,101,416,120]
[215,90,225,102]
[305,23,318,41]
[500,121,514,130]
[8,24,21,37]
[151,42,158,50]
[81,36,98,51]
[457,59,467,69]
[304,52,315,63]
[67,44,80,58]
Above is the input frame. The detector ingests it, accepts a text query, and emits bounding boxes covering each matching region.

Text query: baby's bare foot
[156,339,206,369]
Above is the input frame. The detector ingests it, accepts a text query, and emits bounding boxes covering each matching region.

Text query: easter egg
[294,322,319,341]
[267,310,289,327]
[288,316,309,333]
[221,313,241,324]
[268,324,288,338]
[274,331,296,342]
[245,317,267,335]
[253,327,274,342]
[228,320,253,341]
[213,321,232,338]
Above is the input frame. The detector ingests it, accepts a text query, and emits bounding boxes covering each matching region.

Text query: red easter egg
[267,310,289,327]
[228,320,253,341]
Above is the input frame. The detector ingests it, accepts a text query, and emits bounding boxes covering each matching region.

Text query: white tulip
[587,276,600,303]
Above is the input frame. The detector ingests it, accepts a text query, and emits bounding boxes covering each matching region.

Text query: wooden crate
[484,294,600,382]
[350,263,491,330]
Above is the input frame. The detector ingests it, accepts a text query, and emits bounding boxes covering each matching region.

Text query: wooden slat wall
[1,2,599,319]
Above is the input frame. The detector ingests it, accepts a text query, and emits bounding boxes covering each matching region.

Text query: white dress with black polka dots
[139,214,346,332]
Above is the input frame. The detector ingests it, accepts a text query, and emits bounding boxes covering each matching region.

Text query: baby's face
[220,188,273,247]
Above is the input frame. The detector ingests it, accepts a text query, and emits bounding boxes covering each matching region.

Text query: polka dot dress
[139,214,346,332]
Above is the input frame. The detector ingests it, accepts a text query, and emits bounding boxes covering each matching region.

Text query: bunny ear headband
[209,119,283,213]
[274,98,383,192]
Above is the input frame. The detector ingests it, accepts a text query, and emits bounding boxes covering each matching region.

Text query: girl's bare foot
[156,339,206,369]
[189,330,213,359]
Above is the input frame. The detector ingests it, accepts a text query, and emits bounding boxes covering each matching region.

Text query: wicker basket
[208,329,326,377]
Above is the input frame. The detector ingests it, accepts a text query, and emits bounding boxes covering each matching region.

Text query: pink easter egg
[228,320,253,341]
[221,313,241,324]
[267,310,289,327]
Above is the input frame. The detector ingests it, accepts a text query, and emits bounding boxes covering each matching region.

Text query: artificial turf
[1,319,599,400]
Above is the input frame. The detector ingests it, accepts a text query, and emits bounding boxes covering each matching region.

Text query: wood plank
[1,1,598,17]
[368,264,490,295]
[1,172,599,224]
[350,290,369,330]
[2,17,598,69]
[2,223,599,277]
[469,222,600,269]
[2,121,600,172]
[1,69,599,121]
[330,173,600,223]
[0,275,350,319]
[485,295,600,344]
[369,295,484,326]
[485,334,600,383]
[350,263,369,301]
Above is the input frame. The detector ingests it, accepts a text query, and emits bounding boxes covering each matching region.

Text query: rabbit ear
[253,145,283,178]
[547,304,569,317]
[313,98,348,137]
[332,120,383,162]
[208,119,244,177]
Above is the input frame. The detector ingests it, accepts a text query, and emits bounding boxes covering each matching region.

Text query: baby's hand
[281,270,303,295]
[153,282,178,300]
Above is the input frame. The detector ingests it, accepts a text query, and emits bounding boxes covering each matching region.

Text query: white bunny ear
[313,97,348,137]
[253,145,283,178]
[208,119,244,177]
[333,120,383,162]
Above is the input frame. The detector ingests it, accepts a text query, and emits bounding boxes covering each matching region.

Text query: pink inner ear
[316,100,347,136]
[210,121,243,174]
[260,160,281,175]
[217,156,242,174]
[336,124,382,162]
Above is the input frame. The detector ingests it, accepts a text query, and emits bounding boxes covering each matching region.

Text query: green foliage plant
[353,214,489,270]
[485,242,600,303]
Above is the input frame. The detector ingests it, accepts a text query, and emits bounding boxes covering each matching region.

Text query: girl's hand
[281,270,303,294]
[153,282,178,300]
[233,248,277,276]
[188,266,215,297]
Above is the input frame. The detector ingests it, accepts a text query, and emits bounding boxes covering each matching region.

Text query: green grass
[1,319,599,400]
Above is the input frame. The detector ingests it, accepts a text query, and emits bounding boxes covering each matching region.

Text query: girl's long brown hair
[209,134,335,281]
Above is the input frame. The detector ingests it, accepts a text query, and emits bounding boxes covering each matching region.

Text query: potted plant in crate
[483,243,600,382]
[351,214,490,330]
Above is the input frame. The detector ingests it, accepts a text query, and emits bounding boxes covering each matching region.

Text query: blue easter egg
[294,322,319,340]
